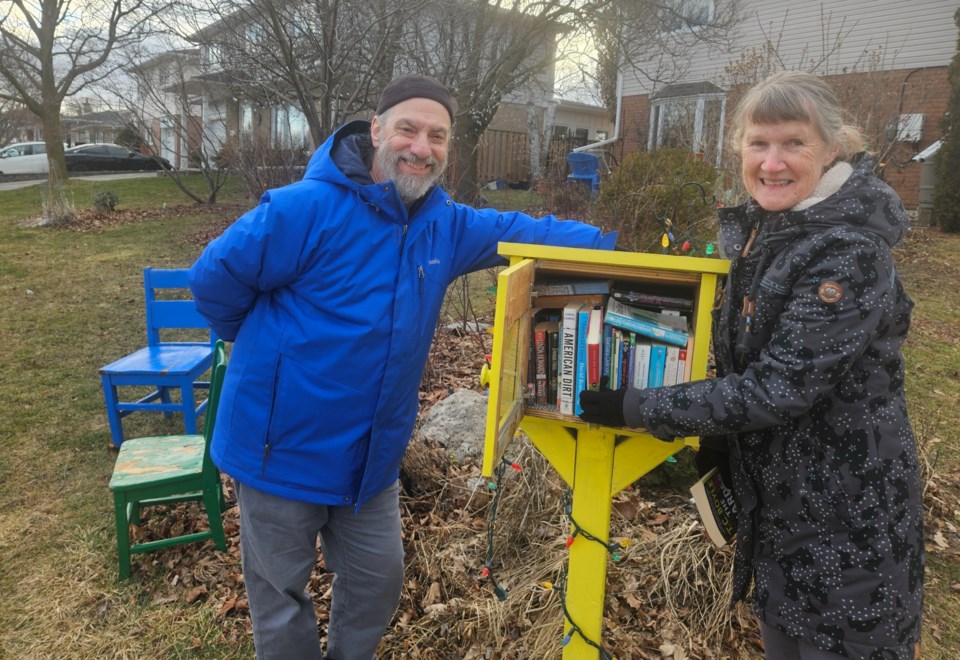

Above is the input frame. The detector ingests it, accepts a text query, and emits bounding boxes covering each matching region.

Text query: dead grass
[0,188,958,659]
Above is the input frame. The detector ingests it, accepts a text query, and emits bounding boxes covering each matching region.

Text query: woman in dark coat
[581,71,924,659]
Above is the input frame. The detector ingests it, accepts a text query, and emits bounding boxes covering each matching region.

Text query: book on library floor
[574,306,590,415]
[632,341,651,389]
[586,306,603,391]
[663,345,681,386]
[533,278,612,297]
[547,328,560,406]
[558,303,580,415]
[690,466,738,547]
[532,293,606,309]
[605,298,689,348]
[610,286,694,311]
[533,320,557,405]
[648,344,667,387]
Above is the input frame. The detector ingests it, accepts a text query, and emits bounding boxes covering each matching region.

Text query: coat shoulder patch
[818,280,844,303]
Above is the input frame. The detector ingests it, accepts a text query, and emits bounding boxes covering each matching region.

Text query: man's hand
[578,387,626,427]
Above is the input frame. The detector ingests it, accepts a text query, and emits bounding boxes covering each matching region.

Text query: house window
[573,128,589,141]
[273,105,310,150]
[660,0,715,32]
[553,125,569,138]
[596,130,609,141]
[240,104,254,143]
[648,82,726,167]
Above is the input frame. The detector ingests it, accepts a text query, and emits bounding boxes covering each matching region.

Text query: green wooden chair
[109,340,228,579]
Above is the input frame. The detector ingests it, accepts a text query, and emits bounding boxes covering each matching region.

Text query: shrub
[93,190,119,213]
[934,8,960,232]
[594,149,721,254]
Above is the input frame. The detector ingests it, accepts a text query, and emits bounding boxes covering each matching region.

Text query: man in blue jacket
[189,75,615,659]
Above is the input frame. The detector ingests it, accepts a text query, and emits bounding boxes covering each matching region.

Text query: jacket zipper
[418,265,424,295]
[261,355,282,477]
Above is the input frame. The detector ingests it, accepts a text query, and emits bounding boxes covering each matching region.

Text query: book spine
[626,332,636,389]
[663,346,680,386]
[601,323,612,381]
[548,329,560,407]
[612,291,693,311]
[534,328,547,404]
[559,304,579,415]
[574,308,589,415]
[648,344,666,387]
[586,307,602,392]
[677,348,688,384]
[633,342,651,389]
[605,312,688,348]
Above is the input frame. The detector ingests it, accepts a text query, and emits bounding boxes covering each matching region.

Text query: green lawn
[0,175,957,658]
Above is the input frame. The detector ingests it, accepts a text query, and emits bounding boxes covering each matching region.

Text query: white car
[0,151,49,175]
[0,141,49,158]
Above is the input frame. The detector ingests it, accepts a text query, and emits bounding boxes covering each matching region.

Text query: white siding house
[617,0,957,209]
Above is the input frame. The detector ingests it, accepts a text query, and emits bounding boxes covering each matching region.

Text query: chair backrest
[202,340,227,442]
[566,152,600,177]
[143,267,215,347]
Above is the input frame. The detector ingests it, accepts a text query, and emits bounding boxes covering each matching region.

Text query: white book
[663,345,681,386]
[632,342,651,389]
[558,302,581,414]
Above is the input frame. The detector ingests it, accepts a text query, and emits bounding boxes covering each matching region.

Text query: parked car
[0,141,49,158]
[0,151,49,175]
[64,143,172,172]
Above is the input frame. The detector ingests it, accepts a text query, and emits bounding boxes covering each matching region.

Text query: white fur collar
[791,161,854,211]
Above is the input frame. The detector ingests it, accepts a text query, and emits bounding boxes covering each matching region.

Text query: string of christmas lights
[480,456,522,602]
[540,565,617,660]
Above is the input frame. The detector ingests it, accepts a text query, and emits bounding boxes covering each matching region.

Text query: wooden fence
[473,129,591,186]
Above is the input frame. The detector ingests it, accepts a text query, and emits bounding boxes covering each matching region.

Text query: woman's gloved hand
[578,384,626,427]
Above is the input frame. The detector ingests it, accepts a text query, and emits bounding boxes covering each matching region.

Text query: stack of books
[526,279,695,415]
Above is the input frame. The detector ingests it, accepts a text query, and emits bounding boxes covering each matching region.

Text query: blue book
[648,344,667,387]
[605,298,688,348]
[574,307,590,415]
[601,323,613,380]
[533,278,612,296]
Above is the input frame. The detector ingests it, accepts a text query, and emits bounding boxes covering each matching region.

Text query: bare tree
[0,0,163,224]
[401,0,587,202]
[177,0,422,147]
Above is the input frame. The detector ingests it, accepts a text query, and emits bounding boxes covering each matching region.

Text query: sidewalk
[0,172,161,192]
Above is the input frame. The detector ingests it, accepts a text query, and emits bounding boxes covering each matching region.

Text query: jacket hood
[719,153,910,258]
[303,120,375,187]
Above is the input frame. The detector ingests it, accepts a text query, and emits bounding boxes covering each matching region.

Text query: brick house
[612,0,956,213]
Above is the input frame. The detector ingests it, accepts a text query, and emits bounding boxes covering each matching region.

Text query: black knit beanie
[376,75,454,122]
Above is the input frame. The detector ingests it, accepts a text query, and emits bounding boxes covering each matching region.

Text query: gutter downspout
[572,70,623,154]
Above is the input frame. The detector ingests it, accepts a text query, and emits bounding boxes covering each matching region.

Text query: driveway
[0,171,163,192]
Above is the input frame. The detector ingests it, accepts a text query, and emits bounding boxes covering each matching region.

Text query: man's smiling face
[740,120,840,212]
[370,98,451,203]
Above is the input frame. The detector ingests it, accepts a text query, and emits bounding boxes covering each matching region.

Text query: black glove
[694,436,732,483]
[578,387,626,427]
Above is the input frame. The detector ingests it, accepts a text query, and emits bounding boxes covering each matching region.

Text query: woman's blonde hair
[728,70,864,160]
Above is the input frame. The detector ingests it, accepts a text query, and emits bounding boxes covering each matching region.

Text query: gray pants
[235,480,405,660]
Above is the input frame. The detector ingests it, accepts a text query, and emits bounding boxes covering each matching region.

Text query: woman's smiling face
[740,120,840,212]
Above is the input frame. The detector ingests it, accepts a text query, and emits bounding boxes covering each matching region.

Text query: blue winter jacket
[189,120,616,509]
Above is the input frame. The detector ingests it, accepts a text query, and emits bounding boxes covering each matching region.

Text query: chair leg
[202,484,227,551]
[181,380,199,435]
[101,375,125,447]
[113,491,133,579]
[158,386,173,418]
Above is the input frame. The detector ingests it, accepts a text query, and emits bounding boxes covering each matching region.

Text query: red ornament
[681,240,692,253]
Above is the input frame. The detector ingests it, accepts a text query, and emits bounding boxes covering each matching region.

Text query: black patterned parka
[623,154,924,658]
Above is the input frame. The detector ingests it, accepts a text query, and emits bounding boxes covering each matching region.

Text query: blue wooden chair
[99,267,216,447]
[109,340,228,579]
[566,152,602,192]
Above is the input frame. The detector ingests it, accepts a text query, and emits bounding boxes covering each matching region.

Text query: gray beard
[373,147,446,203]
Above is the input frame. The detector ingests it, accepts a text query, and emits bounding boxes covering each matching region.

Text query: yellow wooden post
[564,425,616,659]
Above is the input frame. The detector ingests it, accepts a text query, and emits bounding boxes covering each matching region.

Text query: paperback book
[690,467,738,547]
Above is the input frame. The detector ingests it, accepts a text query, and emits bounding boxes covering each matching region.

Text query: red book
[586,306,603,391]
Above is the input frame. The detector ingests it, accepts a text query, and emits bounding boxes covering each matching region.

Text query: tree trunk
[452,124,483,205]
[41,103,73,226]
